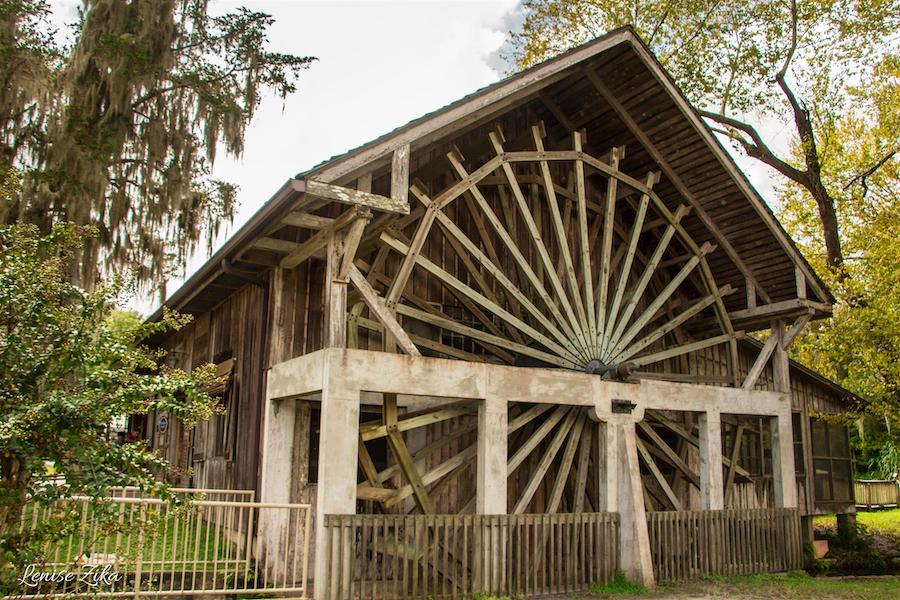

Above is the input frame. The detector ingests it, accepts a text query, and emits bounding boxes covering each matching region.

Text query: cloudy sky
[51,0,792,314]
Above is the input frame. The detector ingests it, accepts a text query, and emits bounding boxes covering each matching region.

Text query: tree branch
[699,108,809,185]
[844,147,898,197]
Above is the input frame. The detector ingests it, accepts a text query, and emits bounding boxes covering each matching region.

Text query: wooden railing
[855,480,900,509]
[646,508,803,583]
[321,512,619,599]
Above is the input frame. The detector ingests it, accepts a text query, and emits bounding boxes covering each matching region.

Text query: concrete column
[699,410,724,510]
[770,412,798,508]
[476,396,507,514]
[596,420,619,512]
[258,380,298,585]
[313,365,361,597]
[615,420,654,587]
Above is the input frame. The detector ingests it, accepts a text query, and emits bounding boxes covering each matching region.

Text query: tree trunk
[0,454,30,542]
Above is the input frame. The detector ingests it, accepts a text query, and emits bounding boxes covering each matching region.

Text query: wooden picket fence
[855,480,900,510]
[646,507,803,583]
[321,512,619,599]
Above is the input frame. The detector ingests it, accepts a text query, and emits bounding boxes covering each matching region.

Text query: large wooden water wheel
[353,123,742,515]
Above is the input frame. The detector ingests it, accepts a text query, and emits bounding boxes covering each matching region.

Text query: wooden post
[324,233,347,349]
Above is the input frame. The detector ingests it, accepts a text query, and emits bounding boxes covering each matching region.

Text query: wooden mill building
[146,27,857,597]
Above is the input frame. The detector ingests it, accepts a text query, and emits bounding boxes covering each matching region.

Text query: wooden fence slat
[644,508,803,584]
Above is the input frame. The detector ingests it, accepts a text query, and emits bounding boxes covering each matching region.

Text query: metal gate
[10,491,311,598]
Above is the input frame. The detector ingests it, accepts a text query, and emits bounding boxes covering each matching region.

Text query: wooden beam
[572,130,597,348]
[513,409,578,513]
[383,393,435,513]
[597,145,623,343]
[508,406,570,474]
[724,423,746,505]
[604,204,690,353]
[253,237,301,254]
[636,437,682,510]
[547,414,586,513]
[280,207,369,269]
[324,233,347,348]
[532,125,589,339]
[337,217,370,281]
[631,332,742,368]
[281,212,335,230]
[305,179,409,214]
[612,284,734,364]
[380,445,478,509]
[359,400,477,442]
[608,242,714,359]
[782,311,812,349]
[604,171,657,351]
[572,422,593,512]
[391,143,410,206]
[637,421,701,489]
[347,265,421,357]
[742,329,780,390]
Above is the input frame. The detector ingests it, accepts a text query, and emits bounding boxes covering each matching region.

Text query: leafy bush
[0,223,221,594]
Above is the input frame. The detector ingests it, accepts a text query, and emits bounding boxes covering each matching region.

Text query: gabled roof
[149,26,832,326]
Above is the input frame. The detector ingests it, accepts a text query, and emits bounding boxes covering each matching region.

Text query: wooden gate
[321,512,618,599]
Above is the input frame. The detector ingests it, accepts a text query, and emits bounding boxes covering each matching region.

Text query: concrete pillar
[258,383,298,585]
[770,412,798,508]
[699,411,724,510]
[313,368,360,598]
[476,397,507,594]
[476,397,507,514]
[611,419,654,587]
[596,420,619,512]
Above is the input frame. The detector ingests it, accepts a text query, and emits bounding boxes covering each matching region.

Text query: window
[207,352,237,459]
[810,418,853,503]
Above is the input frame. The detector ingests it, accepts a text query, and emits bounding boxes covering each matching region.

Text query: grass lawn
[814,508,900,534]
[580,572,900,599]
[24,503,238,571]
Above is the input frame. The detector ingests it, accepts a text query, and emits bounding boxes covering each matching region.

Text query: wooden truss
[347,123,742,383]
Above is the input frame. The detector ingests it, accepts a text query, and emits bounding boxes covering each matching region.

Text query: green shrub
[588,570,647,595]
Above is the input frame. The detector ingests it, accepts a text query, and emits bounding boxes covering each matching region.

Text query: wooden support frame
[281,206,371,269]
[305,179,409,215]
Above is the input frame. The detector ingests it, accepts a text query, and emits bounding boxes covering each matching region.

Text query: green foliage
[509,1,897,117]
[588,570,647,596]
[0,0,315,288]
[781,54,900,427]
[0,222,221,590]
